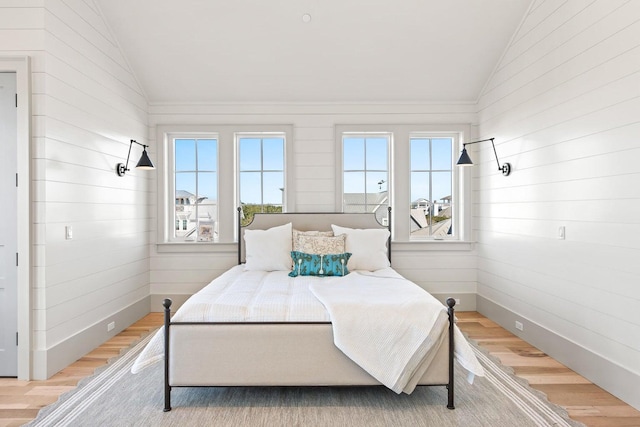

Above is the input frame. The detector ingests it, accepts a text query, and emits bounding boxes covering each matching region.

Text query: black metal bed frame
[162,208,456,411]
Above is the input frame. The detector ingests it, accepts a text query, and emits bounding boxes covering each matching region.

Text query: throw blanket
[310,269,481,394]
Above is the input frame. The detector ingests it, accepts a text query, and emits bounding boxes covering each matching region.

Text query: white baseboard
[477,295,640,411]
[431,292,476,312]
[32,297,150,380]
[150,294,191,312]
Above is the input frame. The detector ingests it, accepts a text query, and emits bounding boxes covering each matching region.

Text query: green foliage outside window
[240,204,283,227]
[430,215,449,224]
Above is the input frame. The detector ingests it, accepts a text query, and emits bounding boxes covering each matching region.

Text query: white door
[0,72,18,377]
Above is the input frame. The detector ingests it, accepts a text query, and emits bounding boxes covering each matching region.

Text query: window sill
[156,242,238,253]
[156,240,473,254]
[391,240,474,252]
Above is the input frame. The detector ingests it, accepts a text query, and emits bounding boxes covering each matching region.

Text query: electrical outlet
[515,320,524,331]
[107,321,115,332]
[65,226,73,240]
[558,226,565,240]
[455,298,461,306]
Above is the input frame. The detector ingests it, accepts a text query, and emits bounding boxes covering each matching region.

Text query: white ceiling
[96,0,532,104]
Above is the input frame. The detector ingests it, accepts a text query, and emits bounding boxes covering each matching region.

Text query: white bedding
[131,266,484,390]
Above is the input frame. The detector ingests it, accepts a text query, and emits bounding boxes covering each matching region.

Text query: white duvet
[131,265,484,392]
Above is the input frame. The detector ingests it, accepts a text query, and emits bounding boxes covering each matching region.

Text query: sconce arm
[462,138,511,176]
[116,140,149,177]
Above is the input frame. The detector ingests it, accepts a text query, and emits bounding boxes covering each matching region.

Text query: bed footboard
[163,298,455,412]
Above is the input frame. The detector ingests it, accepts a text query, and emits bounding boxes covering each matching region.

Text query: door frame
[0,56,31,380]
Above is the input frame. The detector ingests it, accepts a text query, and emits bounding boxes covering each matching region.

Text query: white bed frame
[162,208,457,411]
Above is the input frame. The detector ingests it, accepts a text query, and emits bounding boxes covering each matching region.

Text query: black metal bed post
[237,207,242,265]
[446,297,456,409]
[163,298,172,412]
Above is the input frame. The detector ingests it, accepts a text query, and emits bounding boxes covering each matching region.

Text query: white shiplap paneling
[0,0,152,378]
[476,0,640,409]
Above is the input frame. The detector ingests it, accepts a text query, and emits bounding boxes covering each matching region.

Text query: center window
[342,133,390,225]
[238,134,285,226]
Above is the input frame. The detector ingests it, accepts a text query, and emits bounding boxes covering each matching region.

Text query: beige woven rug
[26,332,584,427]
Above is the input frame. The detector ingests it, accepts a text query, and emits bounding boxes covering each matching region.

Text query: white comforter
[131,266,484,391]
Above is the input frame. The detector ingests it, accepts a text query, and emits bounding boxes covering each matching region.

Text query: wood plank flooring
[456,312,640,427]
[1,312,638,426]
[0,314,162,427]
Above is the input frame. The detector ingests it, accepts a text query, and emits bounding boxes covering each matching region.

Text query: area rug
[26,332,584,427]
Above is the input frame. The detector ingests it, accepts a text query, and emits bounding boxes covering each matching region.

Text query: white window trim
[156,124,294,250]
[167,133,219,243]
[339,130,392,217]
[335,124,473,243]
[235,131,288,213]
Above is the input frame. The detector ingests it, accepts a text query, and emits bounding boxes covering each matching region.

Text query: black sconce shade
[116,140,155,177]
[456,147,473,166]
[135,147,155,170]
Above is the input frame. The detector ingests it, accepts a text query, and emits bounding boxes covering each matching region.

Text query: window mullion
[194,139,199,239]
[428,139,433,236]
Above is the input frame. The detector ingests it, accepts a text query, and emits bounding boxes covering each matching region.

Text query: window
[337,125,464,241]
[410,136,453,239]
[158,125,293,246]
[341,133,390,226]
[172,137,218,242]
[238,134,285,226]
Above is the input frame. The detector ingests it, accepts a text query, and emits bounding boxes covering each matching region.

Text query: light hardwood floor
[0,312,638,427]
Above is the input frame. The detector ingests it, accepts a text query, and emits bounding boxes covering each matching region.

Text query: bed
[132,209,484,411]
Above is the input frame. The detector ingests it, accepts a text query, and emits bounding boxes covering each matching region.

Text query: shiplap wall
[475,0,640,408]
[148,104,478,311]
[1,0,150,378]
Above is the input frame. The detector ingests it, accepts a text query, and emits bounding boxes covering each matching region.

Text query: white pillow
[331,225,390,271]
[244,223,292,271]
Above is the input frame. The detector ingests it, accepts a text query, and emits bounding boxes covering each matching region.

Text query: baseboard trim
[33,297,150,380]
[150,294,191,312]
[431,292,476,312]
[477,295,640,411]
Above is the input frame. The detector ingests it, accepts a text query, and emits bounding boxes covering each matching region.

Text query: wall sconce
[456,137,511,176]
[116,140,155,177]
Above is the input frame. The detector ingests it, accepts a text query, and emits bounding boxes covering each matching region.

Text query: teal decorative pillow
[289,251,352,277]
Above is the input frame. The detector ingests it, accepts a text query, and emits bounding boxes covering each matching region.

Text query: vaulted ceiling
[96,0,532,104]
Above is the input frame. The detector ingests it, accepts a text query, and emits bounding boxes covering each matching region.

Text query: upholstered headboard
[237,208,391,265]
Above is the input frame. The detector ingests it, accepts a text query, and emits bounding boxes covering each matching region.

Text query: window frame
[156,124,294,250]
[340,131,391,220]
[409,133,455,240]
[336,124,471,243]
[168,134,219,243]
[236,131,287,226]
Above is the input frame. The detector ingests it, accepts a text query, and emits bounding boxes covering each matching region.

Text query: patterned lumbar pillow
[292,229,334,252]
[289,251,352,277]
[295,234,346,255]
